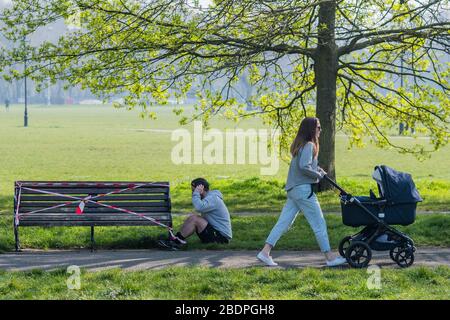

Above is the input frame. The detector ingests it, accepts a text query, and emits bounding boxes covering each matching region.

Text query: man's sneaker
[157,239,181,251]
[167,230,188,246]
[170,235,187,246]
[326,256,347,267]
[257,251,278,266]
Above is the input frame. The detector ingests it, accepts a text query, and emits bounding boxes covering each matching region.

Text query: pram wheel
[394,247,415,268]
[389,246,401,261]
[338,236,352,258]
[345,241,372,268]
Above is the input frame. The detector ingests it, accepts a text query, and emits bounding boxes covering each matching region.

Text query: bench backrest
[14,181,172,227]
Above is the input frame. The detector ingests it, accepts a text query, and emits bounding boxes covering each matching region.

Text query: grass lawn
[1,105,449,182]
[0,104,449,252]
[0,105,449,215]
[1,266,449,299]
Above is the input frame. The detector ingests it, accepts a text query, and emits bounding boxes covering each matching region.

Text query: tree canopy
[1,0,449,177]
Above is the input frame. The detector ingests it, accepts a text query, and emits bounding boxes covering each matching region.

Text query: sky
[198,0,212,7]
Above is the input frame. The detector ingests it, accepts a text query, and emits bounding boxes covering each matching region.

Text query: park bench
[13,181,172,252]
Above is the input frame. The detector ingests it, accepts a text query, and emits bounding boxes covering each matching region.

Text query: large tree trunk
[315,0,337,190]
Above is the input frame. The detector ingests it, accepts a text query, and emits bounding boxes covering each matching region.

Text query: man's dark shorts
[197,224,229,244]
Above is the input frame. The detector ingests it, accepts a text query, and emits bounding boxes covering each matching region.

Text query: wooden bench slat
[20,188,169,195]
[20,207,170,214]
[20,195,169,201]
[19,221,172,227]
[17,181,169,187]
[19,211,170,216]
[20,215,168,223]
[20,201,168,207]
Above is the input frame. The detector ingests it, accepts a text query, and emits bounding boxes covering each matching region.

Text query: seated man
[158,178,232,249]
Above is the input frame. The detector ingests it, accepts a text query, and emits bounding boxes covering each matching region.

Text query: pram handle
[322,175,348,195]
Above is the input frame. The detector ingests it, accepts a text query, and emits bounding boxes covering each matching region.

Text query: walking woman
[257,117,347,267]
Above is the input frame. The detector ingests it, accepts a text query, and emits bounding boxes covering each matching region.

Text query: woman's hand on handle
[318,167,327,178]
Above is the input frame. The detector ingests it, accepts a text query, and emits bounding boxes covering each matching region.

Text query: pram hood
[374,165,422,204]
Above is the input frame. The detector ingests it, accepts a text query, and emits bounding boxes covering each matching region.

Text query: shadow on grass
[0,195,14,253]
[1,214,449,253]
[171,177,450,213]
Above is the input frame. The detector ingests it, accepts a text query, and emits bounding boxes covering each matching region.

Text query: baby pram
[324,165,422,268]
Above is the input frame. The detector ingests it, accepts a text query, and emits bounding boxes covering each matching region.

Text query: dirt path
[0,247,449,271]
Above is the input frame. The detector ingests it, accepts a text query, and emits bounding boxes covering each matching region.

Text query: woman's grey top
[285,142,323,191]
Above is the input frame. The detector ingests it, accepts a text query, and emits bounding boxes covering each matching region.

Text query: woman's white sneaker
[257,251,278,266]
[326,256,347,267]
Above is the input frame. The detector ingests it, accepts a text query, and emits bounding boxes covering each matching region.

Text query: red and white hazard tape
[14,186,22,227]
[16,182,165,218]
[14,183,183,242]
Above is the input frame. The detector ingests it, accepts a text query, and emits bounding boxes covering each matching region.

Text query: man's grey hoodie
[192,190,232,239]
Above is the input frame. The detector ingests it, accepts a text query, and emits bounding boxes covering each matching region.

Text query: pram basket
[324,165,422,227]
[340,196,417,227]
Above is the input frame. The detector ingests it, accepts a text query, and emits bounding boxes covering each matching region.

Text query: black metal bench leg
[90,226,95,252]
[14,224,20,252]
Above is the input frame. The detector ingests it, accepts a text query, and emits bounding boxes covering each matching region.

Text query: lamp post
[22,35,29,127]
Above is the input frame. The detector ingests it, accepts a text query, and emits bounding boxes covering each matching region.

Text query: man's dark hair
[191,178,210,191]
